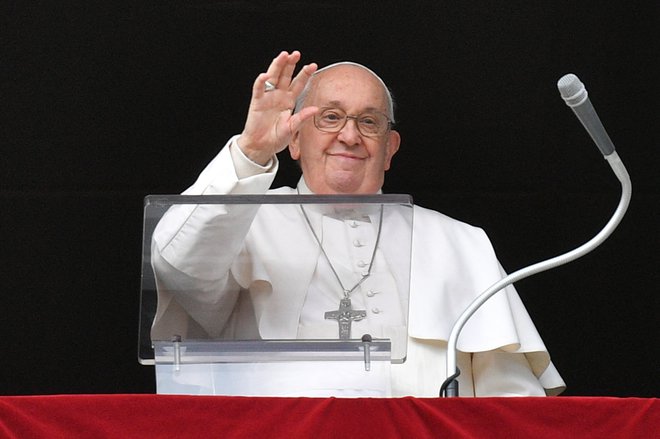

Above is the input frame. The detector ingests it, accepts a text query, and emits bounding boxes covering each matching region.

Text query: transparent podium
[139,194,413,397]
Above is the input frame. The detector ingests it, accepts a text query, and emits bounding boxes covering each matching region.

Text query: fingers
[252,72,271,99]
[276,51,301,89]
[251,52,288,97]
[290,62,317,97]
[256,51,316,95]
[252,51,301,98]
[262,51,298,90]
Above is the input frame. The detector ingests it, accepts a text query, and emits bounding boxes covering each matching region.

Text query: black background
[2,1,658,396]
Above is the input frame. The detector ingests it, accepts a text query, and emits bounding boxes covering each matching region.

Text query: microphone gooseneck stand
[440,74,632,397]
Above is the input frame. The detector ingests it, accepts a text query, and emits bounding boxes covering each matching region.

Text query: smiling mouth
[330,152,365,160]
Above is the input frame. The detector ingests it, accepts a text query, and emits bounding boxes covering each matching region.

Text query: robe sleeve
[150,136,277,338]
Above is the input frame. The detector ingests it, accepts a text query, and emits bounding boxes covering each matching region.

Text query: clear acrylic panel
[139,194,413,366]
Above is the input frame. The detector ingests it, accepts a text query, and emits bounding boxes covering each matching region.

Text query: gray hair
[294,61,396,123]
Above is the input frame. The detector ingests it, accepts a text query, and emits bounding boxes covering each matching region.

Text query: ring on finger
[264,80,276,92]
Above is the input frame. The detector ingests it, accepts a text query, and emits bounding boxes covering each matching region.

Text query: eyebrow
[324,100,385,113]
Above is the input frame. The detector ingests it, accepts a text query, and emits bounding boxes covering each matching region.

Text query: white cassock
[151,135,566,397]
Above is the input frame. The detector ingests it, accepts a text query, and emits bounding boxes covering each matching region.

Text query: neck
[297,177,382,195]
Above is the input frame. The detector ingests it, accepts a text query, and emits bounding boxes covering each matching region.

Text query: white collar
[295,177,382,222]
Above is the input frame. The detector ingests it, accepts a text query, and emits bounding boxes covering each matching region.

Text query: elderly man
[151,51,565,397]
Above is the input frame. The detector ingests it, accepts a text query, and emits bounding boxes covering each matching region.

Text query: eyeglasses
[313,107,392,138]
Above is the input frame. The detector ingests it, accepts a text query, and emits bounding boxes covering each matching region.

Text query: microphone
[557,73,615,156]
[440,73,632,397]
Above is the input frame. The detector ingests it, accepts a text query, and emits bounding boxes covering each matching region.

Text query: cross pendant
[324,298,367,339]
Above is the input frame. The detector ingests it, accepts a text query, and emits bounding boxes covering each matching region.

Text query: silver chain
[299,204,384,299]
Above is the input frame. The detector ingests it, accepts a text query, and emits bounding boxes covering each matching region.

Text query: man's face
[289,65,400,194]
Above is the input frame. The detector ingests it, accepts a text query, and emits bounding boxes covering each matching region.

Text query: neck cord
[299,203,384,298]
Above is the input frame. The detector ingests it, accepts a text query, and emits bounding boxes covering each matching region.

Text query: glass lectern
[139,194,413,397]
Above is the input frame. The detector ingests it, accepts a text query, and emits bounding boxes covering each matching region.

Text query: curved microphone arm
[440,152,631,396]
[440,73,632,397]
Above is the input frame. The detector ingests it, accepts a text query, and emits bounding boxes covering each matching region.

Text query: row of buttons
[367,289,382,314]
[346,218,384,317]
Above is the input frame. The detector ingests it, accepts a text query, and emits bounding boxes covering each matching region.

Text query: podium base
[156,360,392,397]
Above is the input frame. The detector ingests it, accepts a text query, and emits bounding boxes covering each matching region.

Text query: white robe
[151,136,566,397]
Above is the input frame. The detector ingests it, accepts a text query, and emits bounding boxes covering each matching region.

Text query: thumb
[288,106,319,133]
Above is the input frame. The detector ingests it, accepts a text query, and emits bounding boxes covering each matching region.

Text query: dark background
[2,1,658,396]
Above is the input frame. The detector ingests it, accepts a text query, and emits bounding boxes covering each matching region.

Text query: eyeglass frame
[312,107,394,138]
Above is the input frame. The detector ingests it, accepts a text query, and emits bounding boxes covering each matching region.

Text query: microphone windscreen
[557,73,588,106]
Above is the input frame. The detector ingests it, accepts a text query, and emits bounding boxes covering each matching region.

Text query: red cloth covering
[1,395,658,438]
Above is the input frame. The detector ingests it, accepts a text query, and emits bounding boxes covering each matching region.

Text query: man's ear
[383,130,401,171]
[289,130,301,160]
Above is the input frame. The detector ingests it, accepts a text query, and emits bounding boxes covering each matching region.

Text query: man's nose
[337,117,362,145]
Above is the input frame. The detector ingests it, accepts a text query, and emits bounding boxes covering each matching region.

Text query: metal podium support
[154,339,393,397]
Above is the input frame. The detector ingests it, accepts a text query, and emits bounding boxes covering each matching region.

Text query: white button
[349,221,359,228]
[357,260,368,268]
[353,239,364,247]
[361,270,369,276]
[366,290,380,297]
[371,308,382,314]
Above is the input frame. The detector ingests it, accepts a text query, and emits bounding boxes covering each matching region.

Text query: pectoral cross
[325,298,367,339]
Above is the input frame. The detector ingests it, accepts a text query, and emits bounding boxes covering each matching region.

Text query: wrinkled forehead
[297,62,394,119]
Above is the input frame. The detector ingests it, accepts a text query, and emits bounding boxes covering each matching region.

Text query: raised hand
[238,51,318,166]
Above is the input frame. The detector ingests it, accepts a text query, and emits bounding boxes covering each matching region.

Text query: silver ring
[264,80,276,92]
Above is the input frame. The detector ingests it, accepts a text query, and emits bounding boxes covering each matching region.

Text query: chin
[327,181,380,195]
[322,173,361,194]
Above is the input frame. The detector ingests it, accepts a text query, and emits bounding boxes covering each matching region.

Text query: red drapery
[1,395,658,438]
